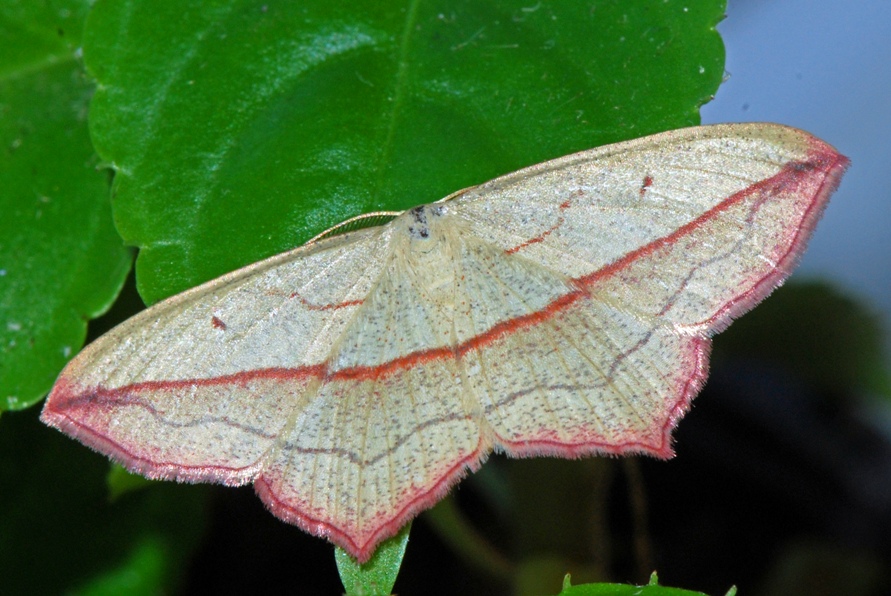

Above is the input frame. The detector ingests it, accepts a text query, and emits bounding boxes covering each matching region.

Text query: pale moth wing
[42,123,848,562]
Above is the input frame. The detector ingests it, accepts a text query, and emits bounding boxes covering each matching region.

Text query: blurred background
[702,0,891,357]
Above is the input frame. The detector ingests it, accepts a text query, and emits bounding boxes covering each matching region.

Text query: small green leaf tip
[563,574,573,590]
[335,523,411,596]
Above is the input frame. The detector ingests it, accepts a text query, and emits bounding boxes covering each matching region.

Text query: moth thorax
[398,205,460,298]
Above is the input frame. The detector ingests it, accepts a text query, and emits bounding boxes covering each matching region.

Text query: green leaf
[335,523,411,596]
[556,572,724,596]
[558,584,710,596]
[0,1,132,412]
[83,0,725,305]
[0,407,208,595]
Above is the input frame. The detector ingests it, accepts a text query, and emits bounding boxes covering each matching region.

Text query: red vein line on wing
[289,290,365,311]
[505,217,564,254]
[70,151,841,395]
[504,194,576,254]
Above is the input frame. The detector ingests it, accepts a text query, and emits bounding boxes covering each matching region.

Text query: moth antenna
[307,211,402,244]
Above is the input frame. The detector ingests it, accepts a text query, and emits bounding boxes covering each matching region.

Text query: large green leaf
[0,1,131,412]
[84,0,725,305]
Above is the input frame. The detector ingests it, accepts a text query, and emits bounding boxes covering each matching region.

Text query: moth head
[400,204,450,254]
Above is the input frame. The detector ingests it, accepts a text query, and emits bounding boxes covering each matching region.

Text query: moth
[42,123,848,561]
